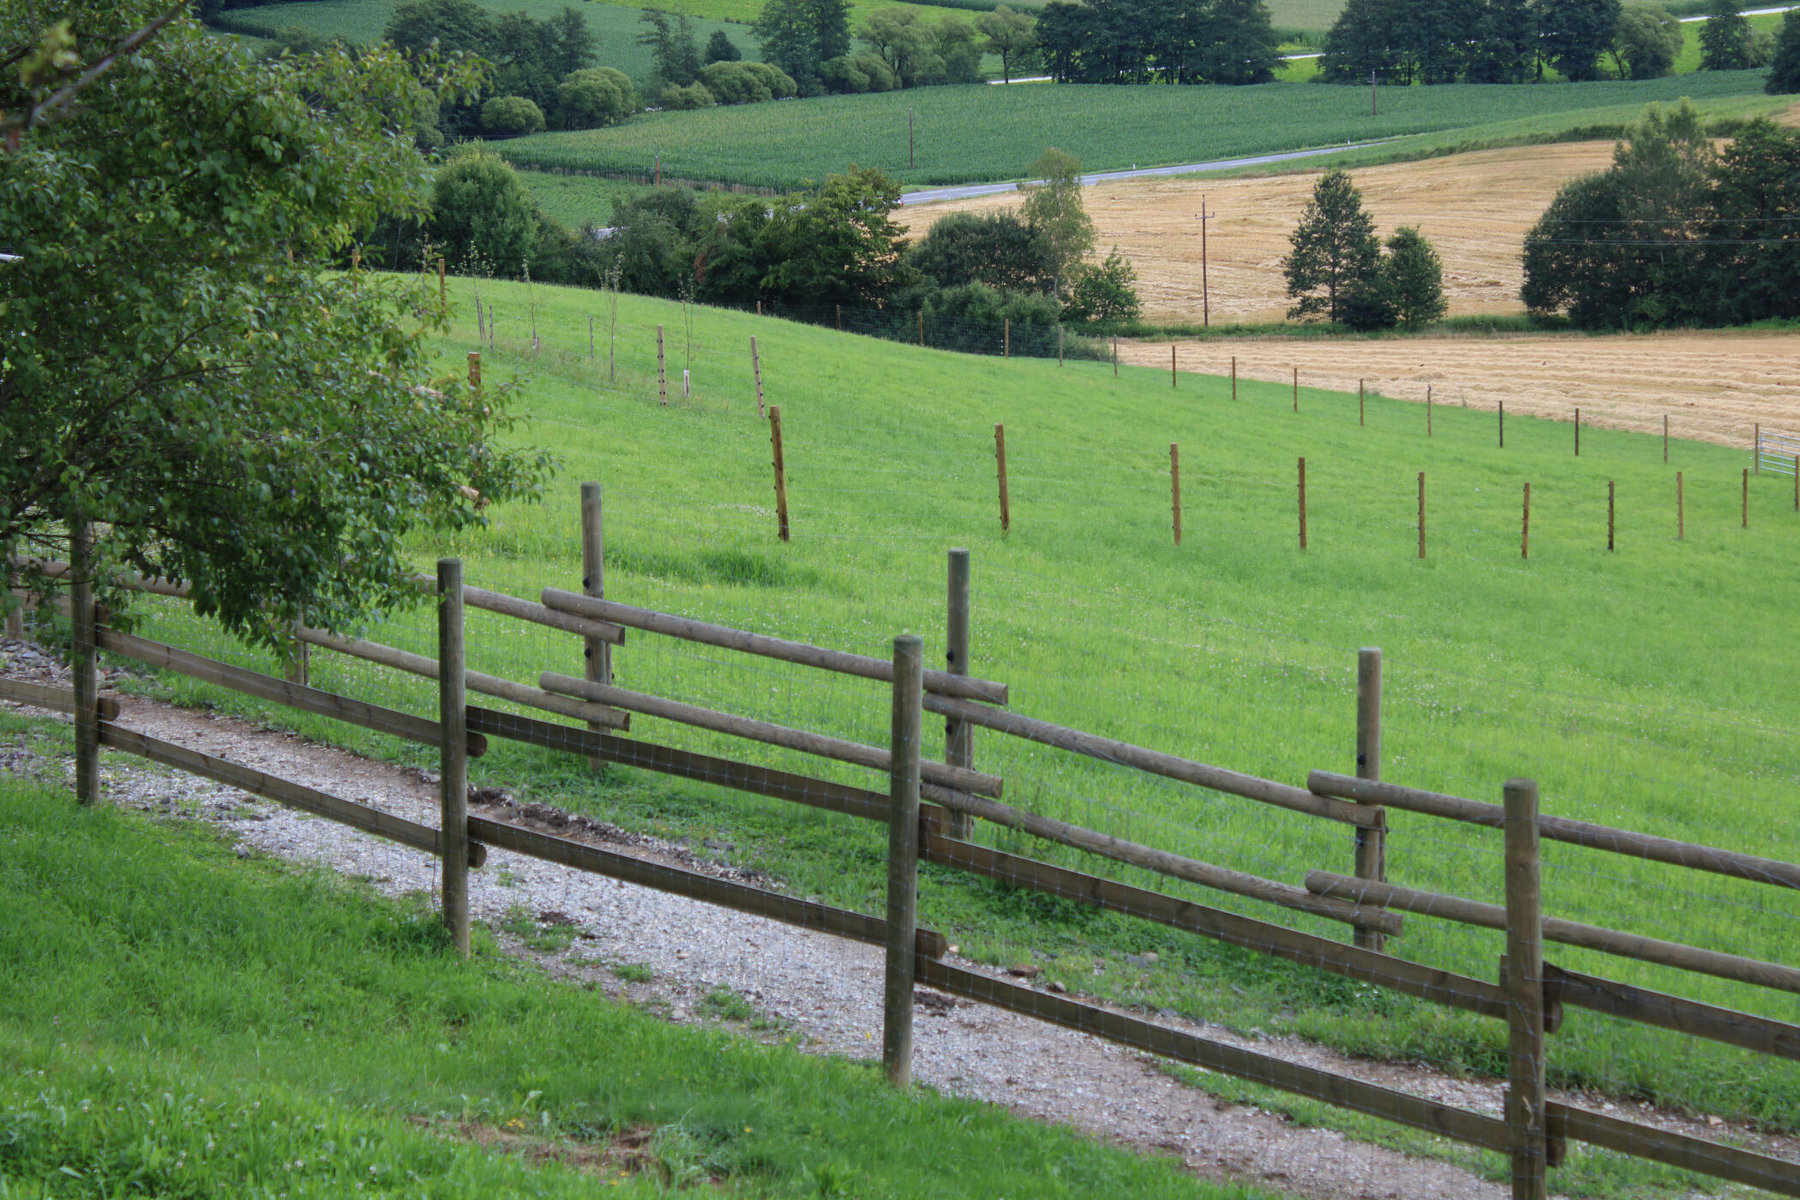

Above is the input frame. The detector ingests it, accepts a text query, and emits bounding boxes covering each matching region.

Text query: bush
[909,210,1055,293]
[555,67,635,129]
[820,52,897,92]
[1062,247,1142,323]
[658,81,716,109]
[698,60,799,103]
[479,94,545,137]
[429,145,540,277]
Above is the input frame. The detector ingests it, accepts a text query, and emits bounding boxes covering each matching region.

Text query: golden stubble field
[900,141,1621,324]
[903,138,1800,448]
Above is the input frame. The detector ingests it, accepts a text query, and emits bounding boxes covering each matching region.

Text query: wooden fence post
[1297,457,1307,551]
[1754,423,1760,474]
[1678,471,1685,540]
[1170,444,1182,546]
[588,315,595,360]
[836,304,843,331]
[581,482,611,771]
[1743,468,1749,528]
[1503,777,1547,1200]
[1663,414,1669,463]
[918,310,925,348]
[285,621,309,688]
[1522,483,1531,560]
[439,557,470,959]
[994,423,1011,534]
[1292,366,1298,412]
[945,550,973,840]
[1004,318,1010,359]
[1609,480,1616,551]
[468,351,481,392]
[1574,408,1580,457]
[1417,472,1426,559]
[757,299,763,317]
[1499,400,1506,449]
[1170,344,1176,388]
[1231,355,1237,400]
[769,406,790,542]
[1427,386,1433,437]
[1112,338,1118,377]
[657,325,667,406]
[1058,325,1064,367]
[750,336,765,418]
[1359,379,1365,426]
[884,633,923,1090]
[1353,647,1386,953]
[70,517,99,807]
[438,258,446,308]
[1793,456,1797,512]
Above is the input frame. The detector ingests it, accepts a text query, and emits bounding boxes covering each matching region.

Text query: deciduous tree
[1019,147,1095,295]
[0,3,552,642]
[1698,0,1753,69]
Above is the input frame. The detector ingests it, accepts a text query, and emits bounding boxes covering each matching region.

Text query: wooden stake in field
[1353,647,1384,954]
[1113,338,1118,377]
[1677,471,1685,540]
[1170,444,1182,546]
[1359,379,1365,426]
[580,482,611,769]
[919,310,925,348]
[1743,467,1749,528]
[70,516,98,807]
[1004,318,1010,359]
[1499,400,1505,449]
[1664,414,1669,463]
[750,336,764,417]
[654,151,660,186]
[657,324,667,406]
[884,634,923,1090]
[1231,355,1237,401]
[1754,423,1761,473]
[1297,457,1308,551]
[1608,480,1616,551]
[1793,456,1797,511]
[438,257,446,308]
[1198,195,1212,328]
[1521,482,1530,560]
[1502,778,1549,1200]
[1427,386,1433,437]
[944,550,974,841]
[769,406,790,542]
[1574,408,1580,457]
[1170,344,1177,388]
[468,351,480,393]
[588,315,595,360]
[1292,367,1298,412]
[1417,472,1426,559]
[477,298,485,343]
[1058,325,1064,367]
[994,424,1011,534]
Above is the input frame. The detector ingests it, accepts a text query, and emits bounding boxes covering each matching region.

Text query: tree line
[1035,0,1281,84]
[1321,0,1775,85]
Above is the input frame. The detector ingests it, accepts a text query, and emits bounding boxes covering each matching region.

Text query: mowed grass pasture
[106,274,1800,1174]
[497,69,1782,189]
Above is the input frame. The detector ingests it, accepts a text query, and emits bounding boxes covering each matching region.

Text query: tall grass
[105,277,1800,1139]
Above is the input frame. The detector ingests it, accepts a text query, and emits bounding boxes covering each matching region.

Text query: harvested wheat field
[1118,330,1800,449]
[902,141,1619,323]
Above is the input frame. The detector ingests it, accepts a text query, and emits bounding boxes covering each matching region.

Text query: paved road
[900,141,1394,205]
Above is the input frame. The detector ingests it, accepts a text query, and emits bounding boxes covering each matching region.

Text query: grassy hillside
[108,276,1800,1159]
[0,765,1264,1199]
[498,69,1779,188]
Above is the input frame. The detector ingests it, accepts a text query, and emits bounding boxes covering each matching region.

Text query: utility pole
[908,106,915,169]
[1196,197,1215,328]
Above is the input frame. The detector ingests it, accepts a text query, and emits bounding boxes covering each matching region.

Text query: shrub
[698,60,798,104]
[555,67,635,129]
[658,81,716,109]
[1062,247,1142,323]
[479,94,545,137]
[820,52,897,92]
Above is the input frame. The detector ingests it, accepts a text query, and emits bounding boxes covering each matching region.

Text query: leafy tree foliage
[0,4,551,642]
[480,94,544,136]
[698,60,798,103]
[1536,0,1622,81]
[1465,0,1537,82]
[1699,0,1753,69]
[1381,227,1447,326]
[821,51,898,91]
[638,9,704,87]
[856,10,982,86]
[909,212,1058,293]
[1019,147,1096,295]
[1283,170,1381,323]
[430,146,542,274]
[704,29,743,63]
[1610,4,1682,78]
[1036,0,1279,84]
[554,67,635,129]
[974,7,1037,83]
[1705,119,1800,321]
[1769,9,1800,92]
[754,0,852,95]
[383,0,594,132]
[1063,248,1142,323]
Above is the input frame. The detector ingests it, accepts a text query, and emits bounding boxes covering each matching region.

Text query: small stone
[1006,964,1041,978]
[1143,952,1159,965]
[234,844,252,859]
[1707,1116,1723,1127]
[1049,981,1068,994]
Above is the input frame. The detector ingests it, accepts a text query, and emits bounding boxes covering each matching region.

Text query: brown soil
[900,141,1623,323]
[1119,328,1800,449]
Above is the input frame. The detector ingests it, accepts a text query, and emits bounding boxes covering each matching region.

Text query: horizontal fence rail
[1310,771,1800,891]
[0,678,119,721]
[540,589,1009,705]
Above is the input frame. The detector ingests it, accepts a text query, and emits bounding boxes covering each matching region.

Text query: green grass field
[519,169,647,228]
[88,274,1800,1182]
[498,69,1780,188]
[0,765,1267,1199]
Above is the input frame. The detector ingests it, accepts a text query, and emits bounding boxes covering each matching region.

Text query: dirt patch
[1120,328,1800,449]
[901,142,1622,323]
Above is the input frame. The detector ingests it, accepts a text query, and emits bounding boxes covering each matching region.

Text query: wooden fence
[7,491,1800,1200]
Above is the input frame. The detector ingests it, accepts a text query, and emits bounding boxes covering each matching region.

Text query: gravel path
[2,641,1788,1200]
